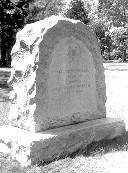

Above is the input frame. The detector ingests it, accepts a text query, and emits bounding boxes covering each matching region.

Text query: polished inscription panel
[47,37,97,118]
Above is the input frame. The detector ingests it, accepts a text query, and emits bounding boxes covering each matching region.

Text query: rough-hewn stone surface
[8,16,106,132]
[0,118,125,166]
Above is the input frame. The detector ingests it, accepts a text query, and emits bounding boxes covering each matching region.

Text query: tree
[90,19,113,58]
[1,0,66,67]
[88,0,128,60]
[1,0,34,67]
[23,0,66,24]
[65,0,90,24]
[98,0,128,27]
[109,27,128,61]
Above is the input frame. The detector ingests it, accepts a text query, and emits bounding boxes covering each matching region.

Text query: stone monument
[0,16,125,165]
[8,16,106,132]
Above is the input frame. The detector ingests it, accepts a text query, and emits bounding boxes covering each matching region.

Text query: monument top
[12,15,98,56]
[12,16,78,52]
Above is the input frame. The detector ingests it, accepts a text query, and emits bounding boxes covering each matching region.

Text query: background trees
[1,0,34,67]
[0,0,66,67]
[98,0,128,27]
[65,0,90,24]
[0,0,128,67]
[109,26,128,61]
[91,0,128,61]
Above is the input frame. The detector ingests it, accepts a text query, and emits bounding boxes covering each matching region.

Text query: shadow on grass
[37,131,128,167]
[70,131,128,159]
[0,132,128,173]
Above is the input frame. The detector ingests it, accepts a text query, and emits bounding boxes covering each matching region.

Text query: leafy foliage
[109,27,128,61]
[65,0,90,24]
[98,0,128,27]
[0,0,66,67]
[1,0,34,67]
[90,0,128,61]
[24,0,66,23]
[0,0,128,66]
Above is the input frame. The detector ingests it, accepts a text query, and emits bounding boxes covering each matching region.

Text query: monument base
[0,118,125,166]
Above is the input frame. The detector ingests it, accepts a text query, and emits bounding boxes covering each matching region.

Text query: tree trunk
[122,49,126,62]
[1,47,7,67]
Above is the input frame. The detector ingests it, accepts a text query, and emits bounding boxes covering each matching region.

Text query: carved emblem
[68,43,81,64]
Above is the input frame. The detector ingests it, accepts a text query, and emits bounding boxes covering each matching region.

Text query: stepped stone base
[0,118,125,166]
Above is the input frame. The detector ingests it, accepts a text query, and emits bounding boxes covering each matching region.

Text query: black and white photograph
[0,0,128,172]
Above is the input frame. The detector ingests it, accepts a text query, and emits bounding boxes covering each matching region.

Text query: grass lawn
[0,63,128,173]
